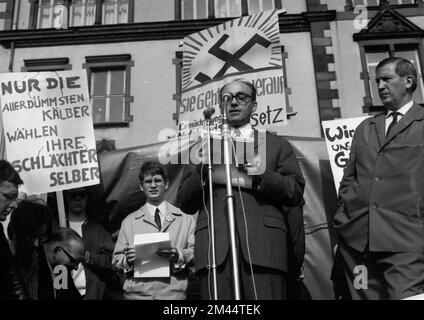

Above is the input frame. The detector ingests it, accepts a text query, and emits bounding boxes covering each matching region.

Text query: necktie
[232,128,242,139]
[386,112,400,137]
[154,208,161,231]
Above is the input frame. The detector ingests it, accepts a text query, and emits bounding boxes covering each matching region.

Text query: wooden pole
[56,191,67,227]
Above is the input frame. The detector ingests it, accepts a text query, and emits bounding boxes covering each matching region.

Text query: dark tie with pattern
[386,112,400,137]
[154,208,161,231]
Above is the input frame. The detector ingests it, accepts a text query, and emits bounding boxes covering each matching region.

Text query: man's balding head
[45,228,86,270]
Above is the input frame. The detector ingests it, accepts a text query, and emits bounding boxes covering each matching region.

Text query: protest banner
[0,70,99,194]
[322,116,370,192]
[179,9,287,135]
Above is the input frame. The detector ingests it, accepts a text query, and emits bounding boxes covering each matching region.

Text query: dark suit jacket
[178,131,305,273]
[335,103,424,253]
[81,219,116,300]
[37,249,81,300]
[0,225,28,300]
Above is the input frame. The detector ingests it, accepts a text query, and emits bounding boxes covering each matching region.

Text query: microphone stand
[203,111,218,300]
[221,99,242,300]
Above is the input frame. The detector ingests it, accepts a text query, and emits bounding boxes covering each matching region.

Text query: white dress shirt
[231,123,253,139]
[145,201,167,226]
[69,220,86,296]
[144,201,185,265]
[385,100,413,134]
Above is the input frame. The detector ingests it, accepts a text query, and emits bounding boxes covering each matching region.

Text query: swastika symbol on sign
[195,33,272,84]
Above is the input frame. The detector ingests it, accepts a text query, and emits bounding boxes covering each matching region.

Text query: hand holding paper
[134,233,171,278]
[124,246,136,266]
[157,247,179,263]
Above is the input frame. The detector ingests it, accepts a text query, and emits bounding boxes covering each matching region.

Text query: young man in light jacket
[113,161,195,300]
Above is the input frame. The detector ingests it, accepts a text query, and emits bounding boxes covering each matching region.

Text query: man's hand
[157,247,179,263]
[124,246,136,266]
[244,154,266,176]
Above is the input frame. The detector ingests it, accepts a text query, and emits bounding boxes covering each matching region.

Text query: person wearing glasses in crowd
[7,199,55,300]
[65,187,122,300]
[113,161,195,300]
[178,79,305,299]
[40,227,88,299]
[0,160,28,300]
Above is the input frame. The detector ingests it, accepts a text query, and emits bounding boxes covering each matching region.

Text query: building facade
[0,0,423,151]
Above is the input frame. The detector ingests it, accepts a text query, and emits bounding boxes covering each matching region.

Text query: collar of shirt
[386,100,413,119]
[231,123,253,139]
[145,201,167,222]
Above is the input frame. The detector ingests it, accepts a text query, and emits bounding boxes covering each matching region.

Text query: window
[91,69,125,123]
[214,0,242,18]
[354,8,424,112]
[350,0,417,7]
[179,0,282,20]
[181,0,208,20]
[0,0,14,30]
[247,0,276,15]
[102,0,129,24]
[365,45,424,106]
[31,0,133,29]
[37,0,65,29]
[83,55,134,127]
[70,0,96,27]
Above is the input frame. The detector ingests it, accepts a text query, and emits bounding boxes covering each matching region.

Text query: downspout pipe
[9,0,21,72]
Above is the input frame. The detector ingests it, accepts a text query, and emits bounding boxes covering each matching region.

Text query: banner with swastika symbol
[179,9,288,135]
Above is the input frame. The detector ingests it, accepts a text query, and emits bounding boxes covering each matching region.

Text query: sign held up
[179,9,288,135]
[0,70,100,194]
[322,116,370,192]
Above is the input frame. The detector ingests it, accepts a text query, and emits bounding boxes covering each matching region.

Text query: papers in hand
[134,233,171,278]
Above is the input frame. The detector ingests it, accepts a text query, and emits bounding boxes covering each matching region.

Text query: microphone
[203,107,215,119]
[222,93,233,104]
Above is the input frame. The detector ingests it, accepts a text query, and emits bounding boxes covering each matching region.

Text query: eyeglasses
[59,246,89,265]
[222,93,252,105]
[0,191,18,202]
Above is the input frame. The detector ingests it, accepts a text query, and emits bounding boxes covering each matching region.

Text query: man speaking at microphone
[178,79,305,299]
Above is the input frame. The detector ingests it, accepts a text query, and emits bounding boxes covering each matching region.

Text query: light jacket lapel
[381,103,424,149]
[162,203,176,232]
[136,205,158,230]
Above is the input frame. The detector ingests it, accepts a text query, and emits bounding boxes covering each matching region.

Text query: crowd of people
[1,57,424,300]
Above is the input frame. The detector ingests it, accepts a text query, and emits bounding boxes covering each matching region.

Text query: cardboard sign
[179,9,287,134]
[322,116,370,192]
[0,70,100,194]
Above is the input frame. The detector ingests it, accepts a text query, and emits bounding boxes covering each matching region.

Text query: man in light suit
[113,161,195,300]
[334,57,424,299]
[178,79,305,299]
